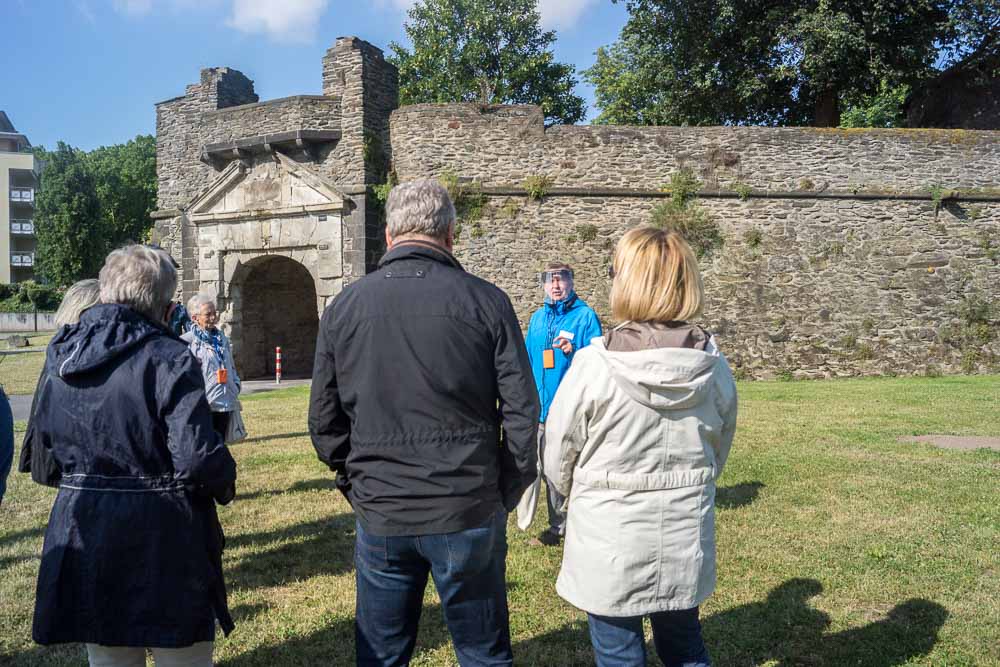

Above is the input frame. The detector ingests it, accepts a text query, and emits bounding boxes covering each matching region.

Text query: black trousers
[211,411,231,441]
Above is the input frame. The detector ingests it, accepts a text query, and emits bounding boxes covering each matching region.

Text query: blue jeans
[0,386,13,505]
[354,509,512,667]
[587,608,711,667]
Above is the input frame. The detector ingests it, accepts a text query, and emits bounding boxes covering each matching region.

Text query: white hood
[590,337,720,411]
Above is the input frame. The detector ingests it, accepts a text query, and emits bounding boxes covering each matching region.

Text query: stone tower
[152,37,398,378]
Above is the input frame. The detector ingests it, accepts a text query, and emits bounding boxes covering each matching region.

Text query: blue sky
[0,0,629,151]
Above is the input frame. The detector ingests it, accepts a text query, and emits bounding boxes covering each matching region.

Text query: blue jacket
[0,386,12,505]
[25,304,237,647]
[526,293,602,422]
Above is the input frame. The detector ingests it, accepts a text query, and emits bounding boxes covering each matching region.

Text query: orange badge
[217,368,228,385]
[542,348,556,369]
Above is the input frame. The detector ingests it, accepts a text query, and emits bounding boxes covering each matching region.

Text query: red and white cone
[275,346,282,384]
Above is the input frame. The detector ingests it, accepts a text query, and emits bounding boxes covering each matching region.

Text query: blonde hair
[610,227,704,323]
[54,279,100,327]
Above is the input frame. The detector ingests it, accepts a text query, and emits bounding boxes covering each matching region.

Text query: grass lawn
[0,332,54,395]
[2,377,999,666]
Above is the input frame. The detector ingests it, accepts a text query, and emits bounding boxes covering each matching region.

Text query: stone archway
[233,255,319,379]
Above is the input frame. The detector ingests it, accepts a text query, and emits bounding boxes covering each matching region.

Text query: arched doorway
[234,256,319,379]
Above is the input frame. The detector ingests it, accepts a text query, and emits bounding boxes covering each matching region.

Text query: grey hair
[187,293,216,315]
[99,245,177,321]
[54,279,100,327]
[385,178,456,240]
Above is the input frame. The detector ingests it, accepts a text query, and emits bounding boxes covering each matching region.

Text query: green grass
[2,377,999,666]
[0,331,54,395]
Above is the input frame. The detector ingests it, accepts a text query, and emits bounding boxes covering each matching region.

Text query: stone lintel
[151,208,183,220]
[203,130,342,161]
[191,203,345,224]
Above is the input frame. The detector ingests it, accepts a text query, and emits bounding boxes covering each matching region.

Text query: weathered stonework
[153,37,397,376]
[155,38,999,379]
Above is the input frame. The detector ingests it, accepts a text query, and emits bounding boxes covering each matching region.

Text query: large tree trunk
[814,88,840,127]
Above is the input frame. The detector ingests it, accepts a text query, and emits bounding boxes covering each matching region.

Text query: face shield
[539,268,574,302]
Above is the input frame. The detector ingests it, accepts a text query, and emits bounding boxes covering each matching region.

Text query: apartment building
[0,111,39,284]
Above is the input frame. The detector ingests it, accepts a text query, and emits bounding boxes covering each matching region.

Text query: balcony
[11,219,34,235]
[10,188,34,203]
[11,252,34,267]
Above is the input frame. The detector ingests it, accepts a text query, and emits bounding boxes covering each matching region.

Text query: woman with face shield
[517,262,603,545]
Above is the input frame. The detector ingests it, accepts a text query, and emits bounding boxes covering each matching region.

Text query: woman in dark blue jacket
[25,245,237,666]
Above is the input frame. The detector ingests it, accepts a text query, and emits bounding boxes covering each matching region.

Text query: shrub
[744,228,763,249]
[650,169,723,259]
[523,174,554,201]
[576,223,599,242]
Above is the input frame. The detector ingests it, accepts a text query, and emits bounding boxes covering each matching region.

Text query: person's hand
[553,337,573,355]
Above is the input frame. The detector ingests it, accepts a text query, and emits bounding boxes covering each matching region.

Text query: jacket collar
[378,239,464,271]
[545,291,579,315]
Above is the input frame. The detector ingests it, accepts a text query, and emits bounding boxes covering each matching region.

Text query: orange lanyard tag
[216,368,228,385]
[542,348,555,369]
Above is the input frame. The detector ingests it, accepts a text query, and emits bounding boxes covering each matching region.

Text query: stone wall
[390,104,1000,378]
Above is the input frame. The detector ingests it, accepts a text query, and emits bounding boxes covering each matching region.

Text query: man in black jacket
[309,178,539,666]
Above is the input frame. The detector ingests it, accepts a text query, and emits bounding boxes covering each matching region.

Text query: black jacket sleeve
[162,354,237,504]
[18,371,62,487]
[493,295,540,511]
[308,304,353,502]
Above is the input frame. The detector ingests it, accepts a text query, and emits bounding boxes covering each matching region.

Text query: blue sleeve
[0,388,14,504]
[577,310,603,350]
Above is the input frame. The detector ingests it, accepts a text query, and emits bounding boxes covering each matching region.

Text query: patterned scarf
[192,323,226,365]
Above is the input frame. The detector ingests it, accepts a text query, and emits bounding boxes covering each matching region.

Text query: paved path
[899,434,1000,451]
[9,394,32,421]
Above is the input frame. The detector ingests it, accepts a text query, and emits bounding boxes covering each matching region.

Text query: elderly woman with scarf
[182,294,242,439]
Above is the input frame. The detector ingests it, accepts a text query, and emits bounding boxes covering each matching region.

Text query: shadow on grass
[704,578,948,666]
[0,524,45,548]
[513,619,593,665]
[225,513,356,592]
[219,605,450,667]
[515,578,948,667]
[235,478,336,502]
[239,431,310,445]
[716,481,765,510]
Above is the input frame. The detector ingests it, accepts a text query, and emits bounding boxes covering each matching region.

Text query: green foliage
[575,223,599,242]
[840,81,910,128]
[856,344,876,361]
[586,0,956,127]
[798,178,816,191]
[929,184,946,213]
[34,142,105,286]
[389,0,586,125]
[978,229,998,262]
[0,281,62,313]
[32,136,157,286]
[85,135,157,247]
[523,174,554,201]
[371,171,399,206]
[734,182,752,200]
[438,169,486,223]
[650,169,723,259]
[499,198,522,219]
[744,228,763,249]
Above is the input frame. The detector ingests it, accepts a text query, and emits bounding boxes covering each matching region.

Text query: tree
[86,135,157,248]
[389,0,586,125]
[33,142,105,286]
[586,0,950,127]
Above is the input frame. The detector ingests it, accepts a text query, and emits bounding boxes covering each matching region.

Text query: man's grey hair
[54,279,101,327]
[187,293,216,316]
[385,178,456,240]
[99,245,177,321]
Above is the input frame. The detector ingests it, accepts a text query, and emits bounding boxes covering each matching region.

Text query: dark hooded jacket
[25,304,237,648]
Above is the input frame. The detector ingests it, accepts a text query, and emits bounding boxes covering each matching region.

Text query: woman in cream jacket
[543,227,737,667]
